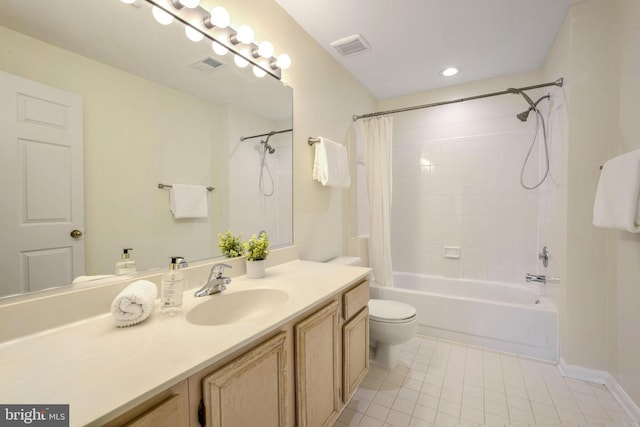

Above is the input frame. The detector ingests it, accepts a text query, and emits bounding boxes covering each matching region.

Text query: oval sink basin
[186,288,289,326]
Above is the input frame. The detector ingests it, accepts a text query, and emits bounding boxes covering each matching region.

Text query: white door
[0,71,84,297]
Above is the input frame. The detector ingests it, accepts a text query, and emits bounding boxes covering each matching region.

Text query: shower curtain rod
[239,128,293,141]
[352,78,564,121]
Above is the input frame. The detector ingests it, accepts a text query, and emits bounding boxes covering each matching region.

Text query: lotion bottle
[115,248,136,275]
[161,256,186,316]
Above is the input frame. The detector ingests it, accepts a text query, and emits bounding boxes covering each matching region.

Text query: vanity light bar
[141,0,289,80]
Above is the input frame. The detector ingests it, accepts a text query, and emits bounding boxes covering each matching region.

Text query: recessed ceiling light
[441,67,459,77]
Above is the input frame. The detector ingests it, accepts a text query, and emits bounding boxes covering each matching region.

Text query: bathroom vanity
[0,253,370,427]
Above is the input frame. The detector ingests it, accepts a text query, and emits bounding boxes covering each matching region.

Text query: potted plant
[244,231,270,278]
[218,230,244,258]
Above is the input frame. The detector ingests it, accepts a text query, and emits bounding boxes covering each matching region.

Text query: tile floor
[333,335,637,427]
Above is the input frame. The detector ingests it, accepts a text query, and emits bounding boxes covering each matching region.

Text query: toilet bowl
[325,256,418,369]
[368,299,418,369]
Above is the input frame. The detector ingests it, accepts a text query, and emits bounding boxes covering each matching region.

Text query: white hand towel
[110,280,158,327]
[169,184,208,219]
[312,137,351,188]
[593,149,640,232]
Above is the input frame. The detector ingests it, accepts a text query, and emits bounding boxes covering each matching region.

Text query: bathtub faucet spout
[526,273,546,284]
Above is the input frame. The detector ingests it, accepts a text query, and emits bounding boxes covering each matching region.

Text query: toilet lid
[368,299,417,322]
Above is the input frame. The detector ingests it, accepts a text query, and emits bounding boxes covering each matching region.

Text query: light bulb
[441,67,459,77]
[253,66,267,78]
[275,53,291,70]
[209,6,230,28]
[185,26,204,42]
[120,0,136,4]
[234,55,249,68]
[212,41,228,56]
[152,6,174,25]
[178,0,199,8]
[236,25,254,44]
[257,41,274,58]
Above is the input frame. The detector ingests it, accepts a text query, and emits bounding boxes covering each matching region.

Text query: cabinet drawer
[343,280,369,320]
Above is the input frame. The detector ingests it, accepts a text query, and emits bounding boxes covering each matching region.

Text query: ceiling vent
[190,56,224,72]
[330,34,370,57]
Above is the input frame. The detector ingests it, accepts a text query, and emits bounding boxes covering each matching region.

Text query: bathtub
[370,272,558,361]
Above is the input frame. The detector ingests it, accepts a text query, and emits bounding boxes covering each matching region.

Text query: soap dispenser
[115,248,136,275]
[161,256,186,316]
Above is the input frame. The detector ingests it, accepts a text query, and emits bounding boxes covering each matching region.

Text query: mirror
[0,0,293,298]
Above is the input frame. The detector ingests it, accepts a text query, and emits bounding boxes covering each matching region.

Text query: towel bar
[308,137,320,146]
[158,183,215,191]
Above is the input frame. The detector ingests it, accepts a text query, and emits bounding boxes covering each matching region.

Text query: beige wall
[544,0,640,405]
[219,0,376,262]
[610,0,640,406]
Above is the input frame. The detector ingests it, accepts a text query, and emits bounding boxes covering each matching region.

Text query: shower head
[517,109,531,122]
[514,94,550,122]
[260,139,276,154]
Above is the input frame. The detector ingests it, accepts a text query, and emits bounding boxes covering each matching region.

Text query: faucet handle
[211,263,232,279]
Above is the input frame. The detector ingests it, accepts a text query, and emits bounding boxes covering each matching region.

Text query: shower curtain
[357,116,394,287]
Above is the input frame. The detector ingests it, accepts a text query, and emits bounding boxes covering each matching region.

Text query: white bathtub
[370,272,558,361]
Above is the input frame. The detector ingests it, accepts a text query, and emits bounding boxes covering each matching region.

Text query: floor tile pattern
[333,335,636,427]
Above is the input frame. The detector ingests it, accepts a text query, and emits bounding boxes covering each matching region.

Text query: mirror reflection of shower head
[260,139,276,154]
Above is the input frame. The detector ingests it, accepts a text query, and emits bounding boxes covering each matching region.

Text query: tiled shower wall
[387,93,560,285]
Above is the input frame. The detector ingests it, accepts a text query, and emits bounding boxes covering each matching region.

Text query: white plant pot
[246,259,266,279]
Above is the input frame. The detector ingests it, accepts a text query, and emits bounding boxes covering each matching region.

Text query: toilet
[368,299,418,369]
[327,256,418,369]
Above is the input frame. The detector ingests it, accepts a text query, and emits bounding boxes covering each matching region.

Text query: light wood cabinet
[103,380,189,427]
[343,306,369,401]
[102,278,370,427]
[294,301,341,427]
[201,332,288,427]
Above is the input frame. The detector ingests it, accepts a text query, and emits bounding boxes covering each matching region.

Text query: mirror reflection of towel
[312,137,351,188]
[169,184,208,218]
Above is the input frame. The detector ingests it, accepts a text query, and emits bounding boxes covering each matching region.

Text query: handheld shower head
[260,139,276,154]
[514,94,550,122]
[517,109,531,122]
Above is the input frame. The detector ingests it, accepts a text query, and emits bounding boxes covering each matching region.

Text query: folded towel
[312,137,351,188]
[110,280,158,327]
[169,184,208,219]
[593,149,640,232]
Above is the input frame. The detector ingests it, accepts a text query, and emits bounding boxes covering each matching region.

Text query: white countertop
[0,260,370,426]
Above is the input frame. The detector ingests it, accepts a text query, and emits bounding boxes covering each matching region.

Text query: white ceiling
[275,0,571,99]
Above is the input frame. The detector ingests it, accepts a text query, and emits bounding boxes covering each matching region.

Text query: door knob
[70,229,83,239]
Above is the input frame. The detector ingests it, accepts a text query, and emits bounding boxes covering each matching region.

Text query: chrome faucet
[526,273,547,284]
[195,263,232,297]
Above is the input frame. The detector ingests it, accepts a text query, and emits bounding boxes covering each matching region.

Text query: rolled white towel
[110,280,158,327]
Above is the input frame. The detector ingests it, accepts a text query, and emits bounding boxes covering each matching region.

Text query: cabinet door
[295,301,340,427]
[202,332,287,427]
[343,307,369,401]
[104,380,189,427]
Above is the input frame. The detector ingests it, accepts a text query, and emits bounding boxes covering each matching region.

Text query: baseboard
[559,358,640,424]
